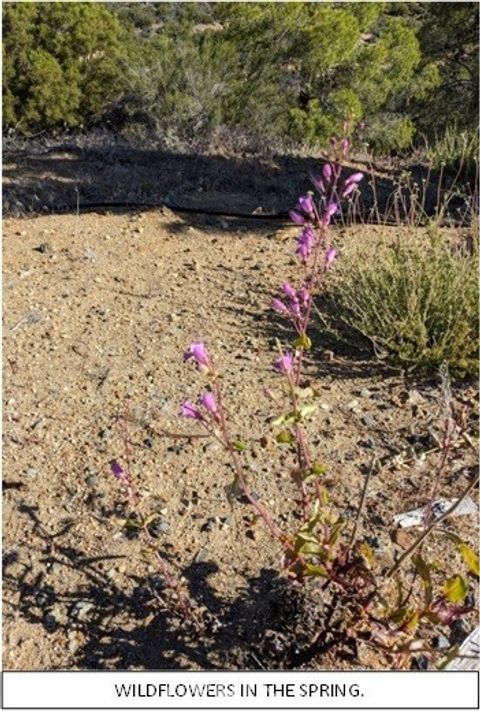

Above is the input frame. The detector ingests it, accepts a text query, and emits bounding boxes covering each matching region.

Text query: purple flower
[180,400,203,420]
[295,227,314,263]
[297,287,310,308]
[281,282,297,299]
[325,246,337,268]
[184,342,211,371]
[310,174,325,193]
[342,172,364,197]
[290,194,315,224]
[340,138,349,156]
[322,163,333,182]
[296,195,315,217]
[199,391,217,414]
[272,298,288,314]
[289,209,306,225]
[322,201,339,226]
[110,460,129,483]
[273,352,294,375]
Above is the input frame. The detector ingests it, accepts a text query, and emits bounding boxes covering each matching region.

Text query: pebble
[70,601,94,621]
[43,612,58,632]
[361,415,377,428]
[346,399,360,411]
[194,547,209,563]
[359,437,375,449]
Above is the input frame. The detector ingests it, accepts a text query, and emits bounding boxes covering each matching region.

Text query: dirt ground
[3,204,478,671]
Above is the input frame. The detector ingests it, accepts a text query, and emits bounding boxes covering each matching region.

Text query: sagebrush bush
[323,229,478,378]
[424,126,479,179]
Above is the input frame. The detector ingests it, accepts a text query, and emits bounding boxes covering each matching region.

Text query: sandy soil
[3,208,478,670]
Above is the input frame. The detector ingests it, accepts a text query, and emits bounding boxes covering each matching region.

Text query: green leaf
[304,563,328,577]
[327,519,345,547]
[293,333,312,350]
[459,544,479,577]
[233,439,247,452]
[298,403,317,420]
[412,554,433,605]
[276,430,294,444]
[272,411,296,427]
[404,610,419,632]
[299,541,325,557]
[302,462,327,483]
[443,575,468,604]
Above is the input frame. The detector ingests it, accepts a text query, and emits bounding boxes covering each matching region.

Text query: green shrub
[424,125,479,178]
[323,229,478,379]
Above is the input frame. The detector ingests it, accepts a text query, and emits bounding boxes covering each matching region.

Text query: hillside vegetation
[3,2,478,156]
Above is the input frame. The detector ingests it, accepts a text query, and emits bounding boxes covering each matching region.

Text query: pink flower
[110,460,129,483]
[199,391,217,414]
[290,194,315,224]
[297,287,310,308]
[295,227,314,263]
[281,282,297,299]
[340,138,349,157]
[296,195,315,217]
[289,210,306,225]
[322,201,339,226]
[325,246,337,268]
[342,172,364,197]
[180,400,203,420]
[310,174,325,193]
[322,163,333,182]
[273,352,294,375]
[184,342,211,371]
[272,298,288,314]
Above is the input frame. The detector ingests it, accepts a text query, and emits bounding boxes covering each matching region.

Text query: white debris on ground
[394,497,478,528]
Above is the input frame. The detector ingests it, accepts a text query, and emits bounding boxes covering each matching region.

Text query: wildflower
[281,282,297,299]
[322,163,333,182]
[271,298,288,314]
[289,209,307,225]
[325,246,337,268]
[340,138,349,157]
[296,194,315,217]
[110,460,129,483]
[310,174,325,194]
[273,352,294,375]
[297,287,311,308]
[184,342,211,371]
[295,227,315,263]
[199,391,218,415]
[322,201,339,226]
[290,194,315,224]
[180,400,203,420]
[342,172,364,197]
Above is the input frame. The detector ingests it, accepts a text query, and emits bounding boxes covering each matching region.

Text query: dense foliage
[3,2,479,153]
[325,229,478,378]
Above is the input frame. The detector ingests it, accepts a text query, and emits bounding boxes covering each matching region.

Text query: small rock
[346,399,360,411]
[84,473,98,487]
[361,415,377,428]
[34,242,53,255]
[408,389,426,406]
[360,388,372,398]
[434,635,450,650]
[43,612,58,632]
[194,547,209,563]
[392,528,413,550]
[70,601,94,621]
[359,437,375,449]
